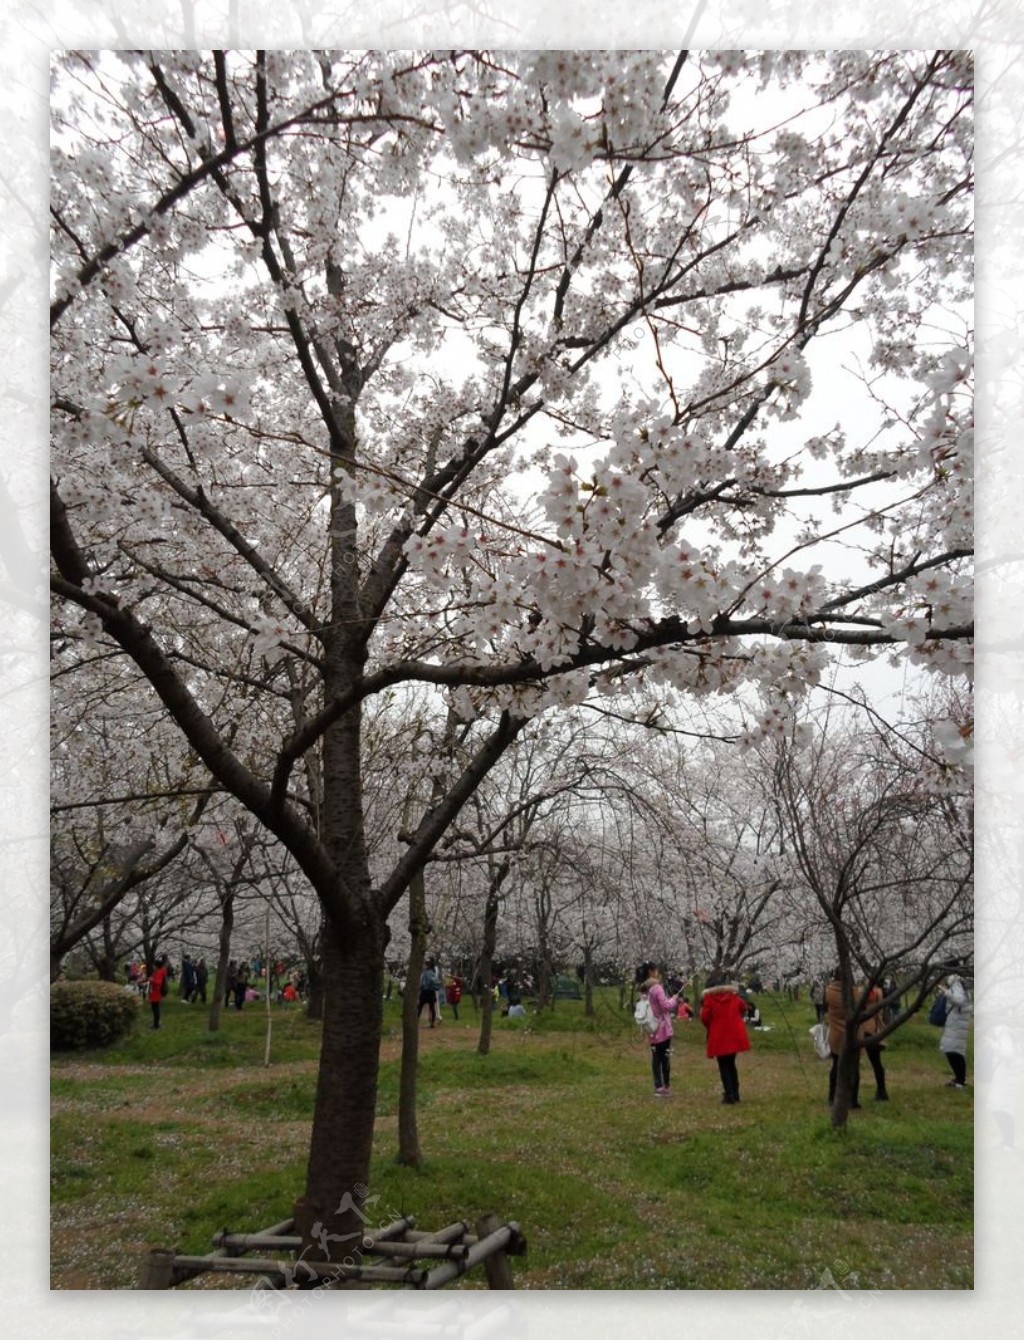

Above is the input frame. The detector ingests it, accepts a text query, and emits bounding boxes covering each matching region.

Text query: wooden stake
[476,1213,516,1290]
[137,1248,176,1289]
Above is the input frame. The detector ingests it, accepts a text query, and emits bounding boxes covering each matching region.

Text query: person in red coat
[148,955,170,1031]
[700,971,751,1104]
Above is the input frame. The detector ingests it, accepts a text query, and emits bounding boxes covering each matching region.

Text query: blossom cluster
[101,354,252,421]
[435,50,671,173]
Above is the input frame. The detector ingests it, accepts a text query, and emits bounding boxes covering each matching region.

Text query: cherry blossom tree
[49,682,217,979]
[425,713,619,1043]
[50,49,973,1256]
[766,705,973,1127]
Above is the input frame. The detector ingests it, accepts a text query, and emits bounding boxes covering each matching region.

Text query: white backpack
[634,996,658,1036]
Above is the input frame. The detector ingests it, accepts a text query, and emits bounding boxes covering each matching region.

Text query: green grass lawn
[50,990,974,1289]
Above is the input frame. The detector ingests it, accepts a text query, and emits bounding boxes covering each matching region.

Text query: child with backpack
[636,963,681,1097]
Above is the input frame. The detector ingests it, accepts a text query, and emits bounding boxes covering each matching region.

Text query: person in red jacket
[700,970,751,1104]
[148,955,170,1031]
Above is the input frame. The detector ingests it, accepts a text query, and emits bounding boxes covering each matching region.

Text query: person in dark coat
[700,970,751,1104]
[234,960,250,1010]
[181,955,197,1003]
[418,959,441,1027]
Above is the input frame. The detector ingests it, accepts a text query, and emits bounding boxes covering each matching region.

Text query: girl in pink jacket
[639,963,680,1097]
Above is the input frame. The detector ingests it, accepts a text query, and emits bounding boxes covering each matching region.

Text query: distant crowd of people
[123,953,308,1022]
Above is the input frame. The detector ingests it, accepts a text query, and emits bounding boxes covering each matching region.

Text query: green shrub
[51,980,141,1051]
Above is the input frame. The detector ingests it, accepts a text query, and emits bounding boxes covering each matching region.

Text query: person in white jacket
[938,974,972,1089]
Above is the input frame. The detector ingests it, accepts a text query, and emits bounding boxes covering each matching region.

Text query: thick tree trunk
[294,559,387,1259]
[397,867,428,1167]
[94,953,119,983]
[293,914,388,1259]
[94,914,120,981]
[830,1036,861,1130]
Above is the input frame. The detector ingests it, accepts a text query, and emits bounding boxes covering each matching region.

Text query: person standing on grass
[234,960,250,1010]
[824,971,887,1106]
[418,959,441,1027]
[181,955,197,1003]
[639,962,680,1097]
[148,955,169,1031]
[825,968,862,1109]
[700,970,750,1104]
[446,972,463,1021]
[859,982,889,1101]
[938,972,972,1089]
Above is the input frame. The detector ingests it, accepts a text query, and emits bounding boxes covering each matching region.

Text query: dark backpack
[928,993,950,1027]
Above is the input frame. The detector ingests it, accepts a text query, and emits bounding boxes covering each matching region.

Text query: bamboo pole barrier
[363,1239,469,1260]
[420,1218,523,1290]
[211,1213,418,1256]
[141,1211,521,1290]
[211,1215,302,1252]
[210,1233,303,1251]
[161,1253,426,1286]
[404,1220,471,1245]
[365,1214,418,1243]
[141,1213,293,1288]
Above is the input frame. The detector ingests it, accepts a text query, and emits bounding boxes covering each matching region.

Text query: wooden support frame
[138,1213,526,1290]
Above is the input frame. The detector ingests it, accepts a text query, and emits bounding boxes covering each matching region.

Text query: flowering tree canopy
[49,48,973,1253]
